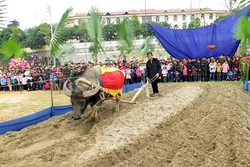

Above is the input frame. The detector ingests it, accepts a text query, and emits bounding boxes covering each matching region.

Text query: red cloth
[101,70,124,90]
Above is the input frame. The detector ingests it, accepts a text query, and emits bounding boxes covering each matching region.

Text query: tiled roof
[71,8,226,18]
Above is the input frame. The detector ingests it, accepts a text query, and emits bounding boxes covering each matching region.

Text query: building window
[201,13,205,19]
[78,19,82,24]
[165,15,168,22]
[182,23,187,29]
[107,18,111,24]
[116,17,120,24]
[156,16,160,22]
[174,24,178,29]
[182,15,186,21]
[209,13,213,19]
[191,14,195,20]
[142,16,152,22]
[174,15,178,21]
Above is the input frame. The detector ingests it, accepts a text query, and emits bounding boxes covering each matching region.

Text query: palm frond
[234,16,250,40]
[139,36,154,56]
[118,19,134,55]
[49,7,73,58]
[0,0,7,29]
[57,43,75,58]
[238,0,250,7]
[0,40,22,60]
[232,14,250,55]
[87,6,105,59]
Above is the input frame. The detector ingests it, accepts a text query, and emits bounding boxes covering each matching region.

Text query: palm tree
[0,40,23,64]
[139,36,154,59]
[87,6,104,63]
[117,19,134,56]
[233,6,250,80]
[57,43,75,65]
[234,0,250,8]
[49,7,73,66]
[0,0,7,29]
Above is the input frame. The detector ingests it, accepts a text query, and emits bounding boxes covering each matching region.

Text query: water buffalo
[63,65,125,120]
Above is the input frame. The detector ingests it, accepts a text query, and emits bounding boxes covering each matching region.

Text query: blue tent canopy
[149,6,250,60]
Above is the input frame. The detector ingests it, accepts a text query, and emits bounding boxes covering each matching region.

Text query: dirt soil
[0,83,250,167]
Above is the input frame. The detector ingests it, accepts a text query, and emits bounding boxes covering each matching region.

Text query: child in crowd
[162,66,168,82]
[44,81,50,90]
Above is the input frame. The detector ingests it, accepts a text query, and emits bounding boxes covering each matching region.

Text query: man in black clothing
[146,51,161,96]
[200,57,208,81]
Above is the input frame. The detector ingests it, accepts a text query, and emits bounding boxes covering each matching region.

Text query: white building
[68,8,227,29]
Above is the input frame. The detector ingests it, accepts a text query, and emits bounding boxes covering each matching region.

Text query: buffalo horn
[76,78,102,97]
[63,79,72,97]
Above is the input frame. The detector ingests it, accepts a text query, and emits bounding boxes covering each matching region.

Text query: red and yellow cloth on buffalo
[101,67,124,97]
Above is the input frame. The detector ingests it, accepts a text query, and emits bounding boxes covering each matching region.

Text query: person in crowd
[187,59,193,82]
[166,60,173,82]
[182,64,188,82]
[232,56,240,70]
[232,67,239,81]
[196,58,202,82]
[227,70,234,81]
[209,57,217,82]
[200,57,208,81]
[162,66,168,82]
[191,65,198,82]
[216,62,222,81]
[146,51,161,96]
[135,65,142,83]
[222,61,230,81]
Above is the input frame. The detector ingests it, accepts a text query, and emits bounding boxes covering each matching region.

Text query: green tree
[7,19,20,27]
[87,6,105,62]
[0,28,12,45]
[79,19,89,42]
[188,18,201,28]
[39,23,51,45]
[0,20,26,46]
[10,27,22,42]
[214,15,228,23]
[131,15,142,39]
[25,27,46,49]
[141,22,154,38]
[103,23,117,41]
[152,21,171,28]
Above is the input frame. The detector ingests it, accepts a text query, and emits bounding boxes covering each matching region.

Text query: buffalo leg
[115,98,120,112]
[91,99,105,120]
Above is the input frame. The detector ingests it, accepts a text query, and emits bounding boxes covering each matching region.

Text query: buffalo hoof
[72,115,81,120]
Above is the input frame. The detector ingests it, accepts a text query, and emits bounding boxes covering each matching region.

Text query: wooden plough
[131,76,157,102]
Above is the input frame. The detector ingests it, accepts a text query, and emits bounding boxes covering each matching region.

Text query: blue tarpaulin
[149,6,250,59]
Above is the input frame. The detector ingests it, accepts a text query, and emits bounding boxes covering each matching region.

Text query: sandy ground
[0,83,250,167]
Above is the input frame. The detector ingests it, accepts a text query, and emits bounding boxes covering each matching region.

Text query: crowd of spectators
[0,54,247,92]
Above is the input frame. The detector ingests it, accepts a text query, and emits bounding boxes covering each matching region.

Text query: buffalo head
[63,78,101,120]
